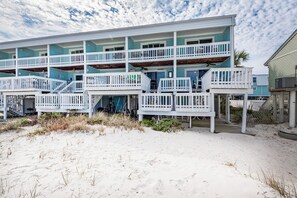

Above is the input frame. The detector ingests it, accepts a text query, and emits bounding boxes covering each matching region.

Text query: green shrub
[142,119,156,127]
[27,128,49,137]
[18,118,31,126]
[152,118,182,132]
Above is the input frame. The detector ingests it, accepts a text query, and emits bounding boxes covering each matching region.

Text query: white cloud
[0,0,296,73]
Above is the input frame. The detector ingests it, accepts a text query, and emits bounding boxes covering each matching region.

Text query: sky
[0,0,296,74]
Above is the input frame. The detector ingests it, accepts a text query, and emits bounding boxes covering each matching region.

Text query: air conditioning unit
[275,77,296,89]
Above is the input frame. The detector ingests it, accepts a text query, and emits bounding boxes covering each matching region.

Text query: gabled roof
[0,14,236,50]
[264,29,297,66]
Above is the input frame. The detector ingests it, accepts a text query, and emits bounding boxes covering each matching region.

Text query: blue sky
[0,0,296,73]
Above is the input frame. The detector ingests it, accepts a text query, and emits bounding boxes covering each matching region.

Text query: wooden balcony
[158,77,192,93]
[0,76,66,92]
[201,67,253,92]
[85,72,151,92]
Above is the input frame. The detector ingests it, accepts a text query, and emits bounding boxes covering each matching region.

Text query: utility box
[275,77,296,89]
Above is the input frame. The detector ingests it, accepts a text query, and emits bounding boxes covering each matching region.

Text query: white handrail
[129,47,174,61]
[158,77,192,92]
[18,56,48,68]
[50,53,84,66]
[59,81,84,93]
[175,93,211,112]
[86,51,125,63]
[85,72,150,91]
[0,59,16,69]
[201,67,253,91]
[139,93,173,112]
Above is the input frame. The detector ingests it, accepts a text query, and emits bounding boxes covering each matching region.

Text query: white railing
[201,67,253,91]
[60,93,87,110]
[87,51,125,63]
[158,77,192,92]
[176,41,230,58]
[0,95,4,109]
[139,93,173,112]
[129,47,174,62]
[175,93,211,112]
[0,76,66,92]
[0,59,16,70]
[59,81,84,93]
[35,94,60,109]
[50,54,84,66]
[18,56,48,68]
[85,72,150,91]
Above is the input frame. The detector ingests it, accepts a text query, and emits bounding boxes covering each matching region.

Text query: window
[142,43,165,49]
[104,46,124,51]
[186,69,209,89]
[186,38,213,45]
[253,86,257,91]
[253,77,257,84]
[71,49,84,54]
[40,52,48,56]
[141,42,166,58]
[104,46,125,60]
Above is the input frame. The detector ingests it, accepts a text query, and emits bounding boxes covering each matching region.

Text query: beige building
[264,29,297,127]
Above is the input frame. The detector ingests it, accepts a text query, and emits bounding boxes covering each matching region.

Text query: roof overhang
[0,15,236,50]
[264,29,297,66]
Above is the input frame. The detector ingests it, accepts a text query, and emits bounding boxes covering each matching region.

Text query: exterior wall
[0,51,10,59]
[268,34,297,90]
[0,72,14,77]
[18,70,45,77]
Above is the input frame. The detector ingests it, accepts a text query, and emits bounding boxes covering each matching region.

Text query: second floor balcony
[0,41,231,70]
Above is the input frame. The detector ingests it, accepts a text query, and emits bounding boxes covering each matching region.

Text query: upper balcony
[201,67,253,93]
[0,76,66,92]
[85,72,151,93]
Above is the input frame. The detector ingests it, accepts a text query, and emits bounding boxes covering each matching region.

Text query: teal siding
[18,70,45,77]
[18,48,35,58]
[0,72,15,77]
[0,51,9,59]
[87,66,125,74]
[250,85,270,97]
[50,44,67,55]
[50,68,72,81]
[86,41,97,53]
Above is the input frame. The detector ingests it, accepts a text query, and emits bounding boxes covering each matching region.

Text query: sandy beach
[0,124,296,198]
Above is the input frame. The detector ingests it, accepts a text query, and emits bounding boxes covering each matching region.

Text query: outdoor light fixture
[168,71,173,78]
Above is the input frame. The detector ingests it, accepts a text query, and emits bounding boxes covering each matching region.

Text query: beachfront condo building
[0,15,252,132]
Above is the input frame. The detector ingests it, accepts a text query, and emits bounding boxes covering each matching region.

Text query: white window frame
[103,45,125,52]
[141,41,166,49]
[70,48,84,54]
[184,36,215,45]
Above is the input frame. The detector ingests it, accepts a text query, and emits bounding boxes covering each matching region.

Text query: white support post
[241,93,248,133]
[217,95,221,119]
[273,94,277,121]
[210,93,215,133]
[88,94,92,118]
[225,94,230,123]
[279,92,284,123]
[289,91,296,128]
[47,44,50,78]
[3,94,7,121]
[37,111,41,118]
[127,95,131,111]
[189,116,192,128]
[125,36,129,73]
[173,31,177,92]
[138,94,143,122]
[15,48,18,77]
[83,41,87,75]
[230,25,235,68]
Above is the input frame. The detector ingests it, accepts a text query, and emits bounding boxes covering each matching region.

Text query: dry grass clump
[37,112,143,134]
[0,117,37,133]
[261,171,297,198]
[88,113,143,131]
[224,161,237,169]
[27,128,49,137]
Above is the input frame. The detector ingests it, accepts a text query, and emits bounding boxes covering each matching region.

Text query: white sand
[0,124,296,198]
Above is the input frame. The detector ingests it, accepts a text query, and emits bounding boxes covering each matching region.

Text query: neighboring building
[0,15,253,132]
[250,74,270,100]
[264,29,297,127]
